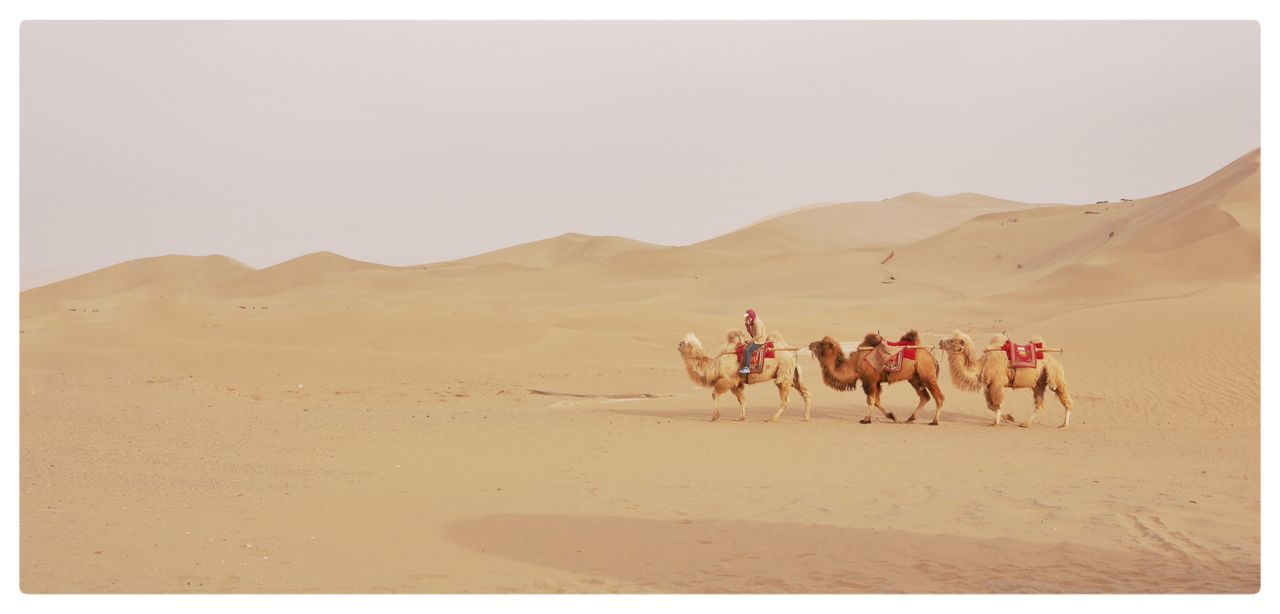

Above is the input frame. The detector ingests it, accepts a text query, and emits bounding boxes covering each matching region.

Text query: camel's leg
[767,380,791,422]
[730,385,747,422]
[905,378,930,423]
[1021,382,1048,428]
[927,379,946,426]
[985,383,1006,426]
[872,383,896,423]
[734,382,749,422]
[793,370,813,422]
[710,379,733,421]
[1054,383,1074,429]
[860,381,876,424]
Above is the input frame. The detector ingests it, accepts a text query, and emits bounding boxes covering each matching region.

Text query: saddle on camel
[735,340,776,374]
[861,331,922,376]
[1000,339,1045,369]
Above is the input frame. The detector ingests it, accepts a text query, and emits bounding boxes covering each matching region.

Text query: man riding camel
[739,309,766,374]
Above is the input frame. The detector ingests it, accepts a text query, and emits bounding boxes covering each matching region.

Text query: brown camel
[807,330,945,425]
[937,331,1074,428]
[676,330,812,422]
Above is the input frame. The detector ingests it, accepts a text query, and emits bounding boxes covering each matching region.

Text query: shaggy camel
[676,330,812,422]
[807,331,945,425]
[937,331,1074,428]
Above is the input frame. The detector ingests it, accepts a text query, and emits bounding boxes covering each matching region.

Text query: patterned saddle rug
[862,342,906,374]
[735,341,776,374]
[1002,341,1044,368]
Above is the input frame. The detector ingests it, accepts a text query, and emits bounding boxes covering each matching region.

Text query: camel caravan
[677,310,1074,428]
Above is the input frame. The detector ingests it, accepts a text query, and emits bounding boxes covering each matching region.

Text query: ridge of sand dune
[886,149,1260,301]
[694,192,1042,254]
[19,254,251,316]
[454,232,664,269]
[210,251,388,298]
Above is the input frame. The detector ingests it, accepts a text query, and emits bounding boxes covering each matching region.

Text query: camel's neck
[815,346,860,391]
[681,347,726,385]
[945,346,986,392]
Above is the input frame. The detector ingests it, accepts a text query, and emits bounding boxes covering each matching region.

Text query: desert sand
[19,150,1260,593]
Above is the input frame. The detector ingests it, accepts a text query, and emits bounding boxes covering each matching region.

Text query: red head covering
[744,309,756,322]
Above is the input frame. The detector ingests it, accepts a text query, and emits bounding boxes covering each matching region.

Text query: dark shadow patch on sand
[445,514,1257,593]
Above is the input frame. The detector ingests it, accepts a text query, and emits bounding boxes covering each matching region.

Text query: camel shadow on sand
[607,405,1055,427]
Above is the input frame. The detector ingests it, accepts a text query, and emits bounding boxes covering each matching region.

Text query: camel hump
[862,333,882,347]
[898,329,919,344]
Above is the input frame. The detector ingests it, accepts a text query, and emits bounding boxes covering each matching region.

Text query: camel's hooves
[734,417,746,422]
[1002,414,1015,422]
[886,413,897,423]
[859,418,872,424]
[710,416,720,422]
[929,420,939,426]
[906,416,916,423]
[1058,425,1069,429]
[1019,422,1031,428]
[764,418,777,423]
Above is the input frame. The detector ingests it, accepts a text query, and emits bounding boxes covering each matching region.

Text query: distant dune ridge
[22,149,1258,309]
[694,191,1043,255]
[455,232,664,269]
[19,149,1260,593]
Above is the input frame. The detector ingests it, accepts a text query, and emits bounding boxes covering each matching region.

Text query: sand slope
[695,192,1042,254]
[19,149,1260,593]
[20,254,251,317]
[455,233,664,269]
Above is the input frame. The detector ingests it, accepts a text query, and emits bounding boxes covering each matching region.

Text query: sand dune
[20,254,251,317]
[19,149,1260,593]
[213,251,389,298]
[454,232,663,269]
[695,191,1042,254]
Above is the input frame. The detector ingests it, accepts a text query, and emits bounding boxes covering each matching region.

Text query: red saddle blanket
[735,342,776,374]
[1002,341,1044,368]
[885,340,918,361]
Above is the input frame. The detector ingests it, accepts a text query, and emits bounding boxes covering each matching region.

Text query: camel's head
[677,333,703,354]
[808,336,842,358]
[938,330,974,353]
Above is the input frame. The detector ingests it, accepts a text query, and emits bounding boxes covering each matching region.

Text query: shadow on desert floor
[446,513,1257,593]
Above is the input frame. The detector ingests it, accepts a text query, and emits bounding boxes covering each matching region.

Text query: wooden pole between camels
[715,346,806,357]
[856,345,935,352]
[984,347,1065,353]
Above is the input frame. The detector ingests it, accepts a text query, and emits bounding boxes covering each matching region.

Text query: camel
[807,330,945,425]
[937,331,1074,428]
[676,330,812,422]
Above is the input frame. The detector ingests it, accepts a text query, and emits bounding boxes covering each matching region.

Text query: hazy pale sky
[20,21,1259,289]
